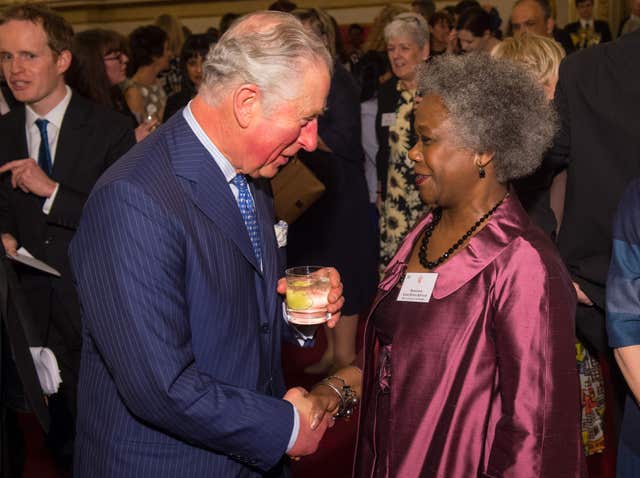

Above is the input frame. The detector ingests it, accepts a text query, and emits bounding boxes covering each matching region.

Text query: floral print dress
[379,83,427,275]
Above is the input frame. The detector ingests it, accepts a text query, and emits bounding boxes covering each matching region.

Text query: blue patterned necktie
[35,118,52,176]
[231,174,262,267]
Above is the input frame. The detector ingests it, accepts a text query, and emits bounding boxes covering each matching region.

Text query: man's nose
[298,119,318,152]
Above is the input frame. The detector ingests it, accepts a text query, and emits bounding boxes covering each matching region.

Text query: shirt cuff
[42,183,60,215]
[286,403,300,453]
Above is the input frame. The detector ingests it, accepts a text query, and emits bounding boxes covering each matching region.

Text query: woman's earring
[474,154,486,179]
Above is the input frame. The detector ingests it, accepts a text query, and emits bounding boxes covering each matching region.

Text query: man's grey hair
[384,12,430,48]
[201,11,333,111]
[417,53,557,182]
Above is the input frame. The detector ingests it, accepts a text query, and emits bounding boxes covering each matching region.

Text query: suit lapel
[2,106,28,159]
[253,181,278,321]
[169,115,261,273]
[51,93,88,182]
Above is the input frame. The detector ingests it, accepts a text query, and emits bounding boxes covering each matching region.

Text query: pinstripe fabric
[69,113,293,477]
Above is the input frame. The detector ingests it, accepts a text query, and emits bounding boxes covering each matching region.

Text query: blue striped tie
[35,119,52,176]
[231,174,262,267]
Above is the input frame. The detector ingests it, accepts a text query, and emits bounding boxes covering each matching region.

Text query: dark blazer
[0,81,18,113]
[549,30,640,352]
[0,92,135,410]
[564,19,612,49]
[69,113,294,477]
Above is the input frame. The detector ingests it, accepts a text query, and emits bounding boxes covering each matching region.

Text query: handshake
[283,375,357,459]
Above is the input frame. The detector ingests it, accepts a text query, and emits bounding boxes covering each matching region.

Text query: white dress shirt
[580,18,594,30]
[24,85,72,214]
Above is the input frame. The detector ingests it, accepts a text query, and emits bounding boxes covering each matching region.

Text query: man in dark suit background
[549,28,640,451]
[0,241,50,477]
[0,3,135,468]
[564,0,612,50]
[509,0,575,54]
[69,11,344,477]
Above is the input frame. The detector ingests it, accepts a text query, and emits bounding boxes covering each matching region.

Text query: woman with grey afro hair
[417,52,557,183]
[309,53,584,478]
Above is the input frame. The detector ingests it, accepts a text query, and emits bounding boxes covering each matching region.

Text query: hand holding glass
[285,266,331,335]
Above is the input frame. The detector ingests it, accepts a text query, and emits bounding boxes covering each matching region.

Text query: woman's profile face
[431,20,451,44]
[408,94,478,207]
[186,54,204,88]
[103,50,128,85]
[457,29,486,53]
[387,34,428,84]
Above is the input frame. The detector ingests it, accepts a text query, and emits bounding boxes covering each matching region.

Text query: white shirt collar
[182,100,237,185]
[25,85,72,129]
[579,18,593,29]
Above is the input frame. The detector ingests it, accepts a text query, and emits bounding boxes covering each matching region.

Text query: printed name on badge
[397,272,437,303]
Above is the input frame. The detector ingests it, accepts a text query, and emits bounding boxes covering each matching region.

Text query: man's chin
[257,157,292,179]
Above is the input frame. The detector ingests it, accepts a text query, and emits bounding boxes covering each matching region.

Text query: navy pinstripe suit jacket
[69,113,294,477]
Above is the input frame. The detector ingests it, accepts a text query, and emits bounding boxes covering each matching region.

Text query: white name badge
[397,273,438,303]
[381,112,396,127]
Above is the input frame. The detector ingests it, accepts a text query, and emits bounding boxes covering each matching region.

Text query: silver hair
[201,11,333,111]
[417,53,557,182]
[384,12,430,48]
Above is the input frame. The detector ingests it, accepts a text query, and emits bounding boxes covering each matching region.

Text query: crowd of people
[0,0,639,477]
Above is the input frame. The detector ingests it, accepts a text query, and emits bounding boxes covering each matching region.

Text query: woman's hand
[308,382,342,427]
[134,119,159,143]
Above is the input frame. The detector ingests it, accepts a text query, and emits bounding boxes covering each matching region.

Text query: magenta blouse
[354,194,586,477]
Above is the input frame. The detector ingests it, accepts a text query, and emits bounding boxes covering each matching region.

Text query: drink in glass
[285,266,331,335]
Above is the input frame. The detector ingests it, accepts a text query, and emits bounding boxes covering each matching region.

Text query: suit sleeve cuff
[286,404,300,453]
[42,183,60,215]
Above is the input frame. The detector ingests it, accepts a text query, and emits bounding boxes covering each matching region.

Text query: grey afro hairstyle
[417,53,557,182]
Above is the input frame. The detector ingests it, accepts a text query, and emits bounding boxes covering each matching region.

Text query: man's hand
[573,281,593,306]
[283,387,333,458]
[277,267,344,328]
[0,159,57,197]
[1,233,18,256]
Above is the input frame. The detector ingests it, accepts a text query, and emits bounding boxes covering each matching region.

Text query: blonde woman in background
[492,33,565,238]
[155,14,185,96]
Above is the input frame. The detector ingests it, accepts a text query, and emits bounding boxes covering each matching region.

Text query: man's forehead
[0,18,48,45]
[512,1,543,20]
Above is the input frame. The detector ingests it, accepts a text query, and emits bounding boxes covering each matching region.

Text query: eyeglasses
[103,52,126,63]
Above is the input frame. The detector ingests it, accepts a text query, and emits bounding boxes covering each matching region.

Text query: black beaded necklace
[418,194,508,270]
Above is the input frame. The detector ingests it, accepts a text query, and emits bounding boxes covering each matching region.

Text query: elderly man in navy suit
[69,10,344,478]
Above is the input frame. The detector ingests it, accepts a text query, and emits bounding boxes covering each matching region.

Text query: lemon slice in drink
[286,290,313,310]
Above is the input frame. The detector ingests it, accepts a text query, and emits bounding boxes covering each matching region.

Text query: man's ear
[233,83,261,129]
[56,49,72,75]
